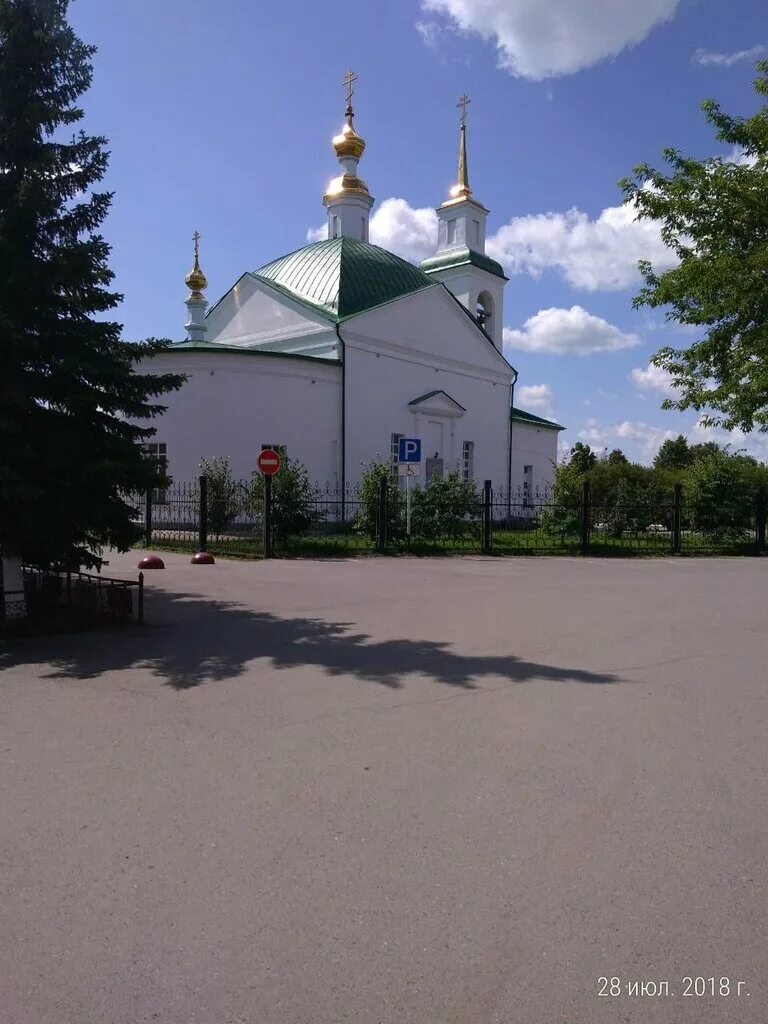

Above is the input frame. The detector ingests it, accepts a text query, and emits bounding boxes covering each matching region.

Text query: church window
[472,220,480,246]
[462,441,474,481]
[447,219,457,245]
[476,291,494,338]
[331,215,339,239]
[390,433,404,477]
[361,217,366,240]
[144,442,168,503]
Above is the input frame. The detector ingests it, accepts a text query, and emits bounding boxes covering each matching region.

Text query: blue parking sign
[398,437,421,463]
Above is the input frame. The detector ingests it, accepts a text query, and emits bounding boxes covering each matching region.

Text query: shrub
[200,457,241,538]
[409,472,480,541]
[242,457,319,542]
[684,452,758,543]
[354,461,404,541]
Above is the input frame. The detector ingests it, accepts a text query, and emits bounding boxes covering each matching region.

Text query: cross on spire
[343,69,357,107]
[457,93,471,127]
[192,230,201,261]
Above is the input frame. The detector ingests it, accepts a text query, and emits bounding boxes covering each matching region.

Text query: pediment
[408,390,466,417]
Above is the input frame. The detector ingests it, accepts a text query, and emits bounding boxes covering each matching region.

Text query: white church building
[139,82,563,493]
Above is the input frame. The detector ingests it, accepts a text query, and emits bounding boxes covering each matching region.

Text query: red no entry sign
[257,448,281,475]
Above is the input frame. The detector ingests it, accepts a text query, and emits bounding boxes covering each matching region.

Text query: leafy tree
[200,457,241,538]
[568,442,597,473]
[409,471,480,541]
[606,448,629,466]
[243,456,318,543]
[541,459,583,536]
[621,60,768,433]
[0,0,181,569]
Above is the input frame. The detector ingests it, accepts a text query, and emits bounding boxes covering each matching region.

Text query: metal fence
[132,476,768,560]
[1,566,144,637]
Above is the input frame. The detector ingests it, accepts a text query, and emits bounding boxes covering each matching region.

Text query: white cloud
[422,0,680,79]
[307,198,438,264]
[694,45,765,67]
[517,383,555,418]
[578,419,678,462]
[691,419,768,462]
[727,145,758,167]
[630,362,676,395]
[416,20,442,49]
[503,305,640,355]
[487,200,676,291]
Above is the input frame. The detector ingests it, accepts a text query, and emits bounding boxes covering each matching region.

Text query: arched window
[476,291,494,337]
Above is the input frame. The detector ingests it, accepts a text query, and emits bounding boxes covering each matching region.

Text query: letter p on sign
[398,438,421,463]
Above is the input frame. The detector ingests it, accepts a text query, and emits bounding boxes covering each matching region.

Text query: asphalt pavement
[1,552,766,1023]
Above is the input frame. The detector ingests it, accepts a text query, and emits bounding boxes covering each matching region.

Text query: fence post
[145,488,153,547]
[375,475,388,552]
[263,474,274,559]
[482,480,492,555]
[580,480,591,555]
[756,485,766,554]
[138,571,144,624]
[672,483,682,553]
[198,475,208,552]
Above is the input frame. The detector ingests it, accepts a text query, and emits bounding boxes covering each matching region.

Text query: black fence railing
[1,566,144,637]
[132,476,768,560]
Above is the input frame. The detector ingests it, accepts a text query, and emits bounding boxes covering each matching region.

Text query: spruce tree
[0,0,183,569]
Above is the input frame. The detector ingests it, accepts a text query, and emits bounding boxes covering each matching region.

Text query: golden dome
[324,171,370,200]
[333,105,366,160]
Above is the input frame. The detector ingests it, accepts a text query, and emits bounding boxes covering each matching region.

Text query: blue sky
[69,0,768,463]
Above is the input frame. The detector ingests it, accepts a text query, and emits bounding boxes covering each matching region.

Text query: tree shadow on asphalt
[0,587,619,691]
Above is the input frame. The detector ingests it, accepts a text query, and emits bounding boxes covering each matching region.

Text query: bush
[684,452,758,543]
[241,456,319,542]
[354,461,404,541]
[409,472,480,540]
[200,457,241,538]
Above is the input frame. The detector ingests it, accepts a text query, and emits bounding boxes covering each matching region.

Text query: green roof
[253,237,438,320]
[512,407,564,430]
[420,246,507,281]
[162,342,340,365]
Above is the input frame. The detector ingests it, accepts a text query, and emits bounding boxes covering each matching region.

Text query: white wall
[138,350,341,484]
[510,421,559,494]
[343,286,514,488]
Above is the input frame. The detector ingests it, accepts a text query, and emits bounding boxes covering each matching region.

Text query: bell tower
[420,95,507,349]
[323,70,375,242]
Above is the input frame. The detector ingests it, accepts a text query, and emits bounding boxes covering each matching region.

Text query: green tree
[620,60,768,433]
[0,0,181,569]
[606,448,629,466]
[200,457,241,539]
[568,442,597,473]
[243,456,318,543]
[653,435,692,471]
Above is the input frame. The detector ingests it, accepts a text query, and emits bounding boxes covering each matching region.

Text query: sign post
[397,438,422,538]
[258,448,282,558]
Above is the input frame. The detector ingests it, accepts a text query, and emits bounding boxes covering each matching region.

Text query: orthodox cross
[457,93,471,127]
[343,69,357,107]
[192,230,201,261]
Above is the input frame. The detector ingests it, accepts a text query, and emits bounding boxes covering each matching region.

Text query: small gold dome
[333,106,366,160]
[185,255,207,294]
[324,172,370,200]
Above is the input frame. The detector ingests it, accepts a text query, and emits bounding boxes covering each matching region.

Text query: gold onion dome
[185,250,207,295]
[333,105,366,160]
